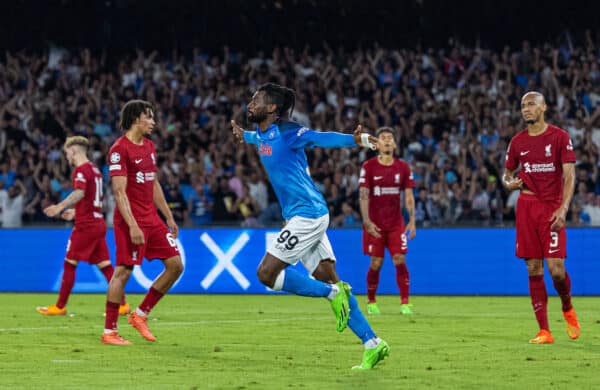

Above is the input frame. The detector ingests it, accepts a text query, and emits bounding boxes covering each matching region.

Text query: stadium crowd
[1,35,600,228]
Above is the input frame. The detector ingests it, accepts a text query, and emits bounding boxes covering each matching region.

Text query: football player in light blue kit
[231,83,390,370]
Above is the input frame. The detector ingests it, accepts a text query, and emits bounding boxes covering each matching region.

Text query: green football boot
[367,302,381,315]
[330,281,350,332]
[352,340,390,370]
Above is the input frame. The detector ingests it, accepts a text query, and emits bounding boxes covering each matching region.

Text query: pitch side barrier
[1,228,598,295]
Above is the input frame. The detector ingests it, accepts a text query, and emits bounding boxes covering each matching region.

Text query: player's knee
[392,255,405,265]
[370,257,384,270]
[167,257,184,276]
[256,265,275,287]
[97,260,111,268]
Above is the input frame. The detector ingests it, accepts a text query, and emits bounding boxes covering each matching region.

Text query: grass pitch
[1,294,599,389]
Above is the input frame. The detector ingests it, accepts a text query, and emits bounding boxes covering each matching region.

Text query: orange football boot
[119,303,131,316]
[36,304,66,316]
[128,312,156,341]
[101,331,132,345]
[563,308,581,340]
[529,329,554,344]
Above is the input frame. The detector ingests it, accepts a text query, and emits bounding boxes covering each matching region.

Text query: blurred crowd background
[0,0,599,228]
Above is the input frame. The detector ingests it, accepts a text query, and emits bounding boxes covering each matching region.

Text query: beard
[248,111,268,124]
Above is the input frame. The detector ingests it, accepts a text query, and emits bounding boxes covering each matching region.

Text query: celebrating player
[37,136,129,317]
[231,83,389,370]
[503,91,579,344]
[102,100,183,345]
[359,127,416,315]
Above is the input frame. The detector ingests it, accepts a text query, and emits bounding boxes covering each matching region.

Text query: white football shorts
[267,214,336,274]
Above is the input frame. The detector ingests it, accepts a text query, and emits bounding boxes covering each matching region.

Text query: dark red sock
[552,272,572,312]
[100,264,114,281]
[104,301,120,330]
[56,262,77,309]
[395,263,410,304]
[139,287,164,315]
[529,275,549,330]
[100,265,127,305]
[366,268,380,303]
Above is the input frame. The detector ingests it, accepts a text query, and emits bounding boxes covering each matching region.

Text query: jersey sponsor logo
[545,144,552,157]
[374,176,383,180]
[360,168,366,178]
[109,164,121,171]
[523,162,556,173]
[548,249,560,253]
[135,172,156,183]
[395,173,400,183]
[520,150,530,156]
[296,127,309,137]
[258,142,273,156]
[135,158,143,164]
[110,152,121,163]
[373,186,400,196]
[75,172,86,182]
[151,153,156,165]
[567,139,573,151]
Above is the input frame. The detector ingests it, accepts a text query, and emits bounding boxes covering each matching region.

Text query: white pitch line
[0,325,70,332]
[0,316,331,333]
[51,360,82,363]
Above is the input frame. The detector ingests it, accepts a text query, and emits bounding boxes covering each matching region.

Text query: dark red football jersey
[108,136,160,227]
[71,161,105,227]
[359,157,415,230]
[505,124,576,203]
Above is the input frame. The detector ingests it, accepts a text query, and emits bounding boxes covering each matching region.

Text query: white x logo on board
[200,232,251,290]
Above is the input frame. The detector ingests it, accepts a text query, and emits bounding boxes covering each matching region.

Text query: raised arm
[112,176,144,245]
[153,180,179,238]
[231,120,258,145]
[287,125,378,150]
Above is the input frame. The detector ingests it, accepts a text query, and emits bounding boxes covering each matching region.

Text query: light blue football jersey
[243,119,356,220]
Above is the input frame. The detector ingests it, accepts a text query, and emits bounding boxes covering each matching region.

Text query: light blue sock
[280,268,333,297]
[348,294,376,343]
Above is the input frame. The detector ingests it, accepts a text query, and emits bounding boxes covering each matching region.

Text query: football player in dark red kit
[37,136,129,317]
[359,127,416,315]
[503,91,579,344]
[102,100,183,345]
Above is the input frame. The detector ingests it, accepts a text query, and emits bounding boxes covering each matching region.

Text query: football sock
[138,286,164,315]
[100,264,114,281]
[366,267,380,303]
[104,301,120,331]
[552,272,573,312]
[56,262,77,309]
[395,263,410,304]
[528,275,549,330]
[347,293,377,344]
[280,268,333,298]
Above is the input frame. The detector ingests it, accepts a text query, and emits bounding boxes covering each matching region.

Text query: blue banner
[0,228,598,295]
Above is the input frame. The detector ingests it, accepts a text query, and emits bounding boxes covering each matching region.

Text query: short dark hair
[119,100,153,131]
[257,83,295,117]
[376,126,396,139]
